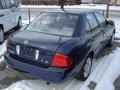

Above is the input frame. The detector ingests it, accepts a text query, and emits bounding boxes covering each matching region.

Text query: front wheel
[107,33,115,47]
[76,55,93,81]
[0,28,4,44]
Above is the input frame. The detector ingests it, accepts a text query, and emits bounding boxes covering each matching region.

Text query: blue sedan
[4,10,115,83]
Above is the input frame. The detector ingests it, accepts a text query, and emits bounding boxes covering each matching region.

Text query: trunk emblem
[24,40,29,44]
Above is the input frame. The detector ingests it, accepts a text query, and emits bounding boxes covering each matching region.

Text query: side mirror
[107,20,114,26]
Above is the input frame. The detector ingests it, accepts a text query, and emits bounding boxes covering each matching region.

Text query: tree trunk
[93,0,94,4]
[115,0,117,3]
[106,0,110,18]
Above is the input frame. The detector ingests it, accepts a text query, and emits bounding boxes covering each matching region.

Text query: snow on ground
[20,4,120,11]
[2,18,120,90]
[81,48,120,90]
[95,48,120,90]
[0,42,6,56]
[114,19,120,38]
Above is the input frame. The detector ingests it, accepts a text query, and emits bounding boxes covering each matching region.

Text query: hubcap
[83,58,92,78]
[0,29,4,42]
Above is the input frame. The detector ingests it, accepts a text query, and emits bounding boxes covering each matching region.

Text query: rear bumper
[4,53,69,83]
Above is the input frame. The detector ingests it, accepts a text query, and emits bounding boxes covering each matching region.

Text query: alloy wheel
[83,58,92,78]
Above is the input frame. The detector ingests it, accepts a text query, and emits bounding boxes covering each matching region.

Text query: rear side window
[94,12,106,24]
[0,0,7,9]
[86,21,91,33]
[87,13,98,30]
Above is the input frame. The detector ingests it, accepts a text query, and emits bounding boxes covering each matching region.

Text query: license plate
[20,46,35,60]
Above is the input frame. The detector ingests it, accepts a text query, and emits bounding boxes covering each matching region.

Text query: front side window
[94,12,106,24]
[26,13,79,36]
[87,13,98,30]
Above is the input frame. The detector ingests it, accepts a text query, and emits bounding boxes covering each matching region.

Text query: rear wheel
[76,55,93,81]
[0,28,4,44]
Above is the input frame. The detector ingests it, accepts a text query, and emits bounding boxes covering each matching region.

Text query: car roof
[45,9,97,15]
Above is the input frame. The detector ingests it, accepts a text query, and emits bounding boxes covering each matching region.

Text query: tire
[107,33,115,47]
[0,28,4,44]
[76,55,93,81]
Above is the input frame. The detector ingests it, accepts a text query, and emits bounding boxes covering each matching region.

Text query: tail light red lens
[51,53,72,68]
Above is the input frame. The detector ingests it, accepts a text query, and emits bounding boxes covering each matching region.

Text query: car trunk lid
[9,31,72,67]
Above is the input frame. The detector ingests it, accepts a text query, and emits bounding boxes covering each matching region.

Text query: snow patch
[20,4,120,11]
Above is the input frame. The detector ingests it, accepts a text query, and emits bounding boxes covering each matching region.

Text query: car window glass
[94,12,106,24]
[26,13,79,36]
[0,2,2,9]
[95,12,108,28]
[86,21,91,33]
[87,13,98,30]
[4,0,11,8]
[1,0,7,9]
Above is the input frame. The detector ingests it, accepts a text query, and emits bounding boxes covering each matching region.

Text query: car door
[94,12,114,45]
[9,0,19,26]
[86,13,104,54]
[0,0,9,32]
[3,0,14,32]
[0,1,5,26]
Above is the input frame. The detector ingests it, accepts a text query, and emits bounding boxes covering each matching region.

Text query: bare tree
[106,0,110,18]
[115,0,117,3]
[92,0,94,4]
[75,0,81,4]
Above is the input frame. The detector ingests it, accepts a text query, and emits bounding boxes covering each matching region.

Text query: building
[111,0,120,5]
[81,0,120,4]
[21,0,57,5]
[81,0,107,4]
[20,0,81,5]
[20,0,120,5]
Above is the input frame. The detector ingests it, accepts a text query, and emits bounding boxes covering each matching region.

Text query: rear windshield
[26,13,79,36]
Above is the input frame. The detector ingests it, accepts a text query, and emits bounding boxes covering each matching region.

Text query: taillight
[16,45,20,55]
[51,53,72,68]
[6,41,15,54]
